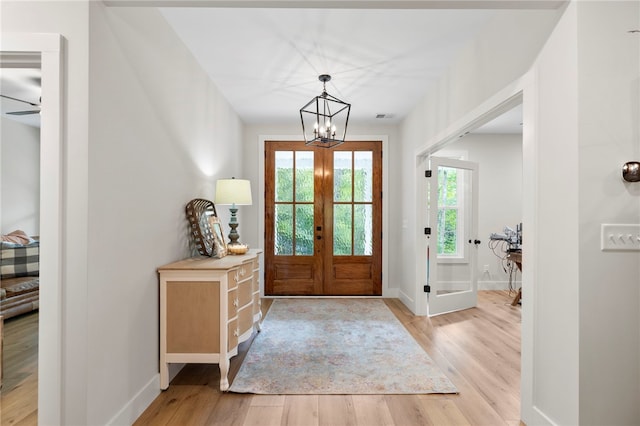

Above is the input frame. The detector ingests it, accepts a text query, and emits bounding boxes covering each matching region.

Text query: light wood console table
[158,249,262,391]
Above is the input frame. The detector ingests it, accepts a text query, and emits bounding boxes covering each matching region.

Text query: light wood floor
[136,291,522,426]
[0,312,38,426]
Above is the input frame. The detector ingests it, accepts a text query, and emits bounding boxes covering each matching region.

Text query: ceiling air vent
[376,113,395,119]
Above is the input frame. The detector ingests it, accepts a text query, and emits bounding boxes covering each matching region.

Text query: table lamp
[214,177,253,246]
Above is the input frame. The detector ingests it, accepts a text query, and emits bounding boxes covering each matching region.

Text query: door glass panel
[295,204,314,255]
[274,204,293,255]
[436,165,466,259]
[275,151,293,202]
[354,204,372,255]
[333,204,352,255]
[295,151,314,202]
[434,163,473,295]
[334,152,352,202]
[437,208,458,255]
[438,166,457,206]
[354,152,372,202]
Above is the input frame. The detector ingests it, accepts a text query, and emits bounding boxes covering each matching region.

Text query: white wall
[522,2,640,424]
[400,9,561,313]
[2,2,91,424]
[87,4,243,425]
[438,133,522,290]
[408,2,640,425]
[525,4,580,424]
[576,2,640,424]
[1,117,40,235]
[2,1,245,424]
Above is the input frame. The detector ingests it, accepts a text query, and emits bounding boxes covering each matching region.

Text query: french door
[265,141,382,296]
[425,156,479,316]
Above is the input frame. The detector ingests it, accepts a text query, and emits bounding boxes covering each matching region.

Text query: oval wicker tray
[185,198,218,257]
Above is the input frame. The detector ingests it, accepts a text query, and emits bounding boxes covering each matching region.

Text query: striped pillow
[0,241,39,279]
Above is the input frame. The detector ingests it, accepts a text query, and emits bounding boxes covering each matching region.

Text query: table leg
[160,358,169,390]
[511,289,522,306]
[219,357,230,391]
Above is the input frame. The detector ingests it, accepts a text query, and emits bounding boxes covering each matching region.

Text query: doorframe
[412,72,538,424]
[413,78,525,316]
[258,134,392,297]
[1,33,64,425]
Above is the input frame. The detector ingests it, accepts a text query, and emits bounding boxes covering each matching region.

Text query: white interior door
[426,156,479,316]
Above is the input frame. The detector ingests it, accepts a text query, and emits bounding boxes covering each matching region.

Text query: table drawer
[228,269,238,290]
[238,279,252,307]
[252,293,261,316]
[228,288,238,318]
[228,319,238,351]
[238,261,252,281]
[245,257,259,271]
[238,304,253,336]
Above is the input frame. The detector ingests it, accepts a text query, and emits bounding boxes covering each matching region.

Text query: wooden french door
[265,141,382,296]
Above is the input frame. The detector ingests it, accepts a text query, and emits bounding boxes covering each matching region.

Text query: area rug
[228,299,457,394]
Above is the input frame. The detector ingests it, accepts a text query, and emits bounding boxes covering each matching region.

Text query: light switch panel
[601,224,640,251]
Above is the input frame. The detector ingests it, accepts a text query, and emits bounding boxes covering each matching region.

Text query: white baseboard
[107,375,160,426]
[383,287,399,298]
[107,365,185,426]
[479,280,521,290]
[435,280,520,291]
[523,405,558,426]
[398,289,416,314]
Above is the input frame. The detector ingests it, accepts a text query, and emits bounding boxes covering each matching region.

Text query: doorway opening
[425,104,523,316]
[1,52,42,424]
[1,33,64,425]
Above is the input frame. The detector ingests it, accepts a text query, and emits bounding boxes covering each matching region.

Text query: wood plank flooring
[0,312,38,426]
[136,291,522,426]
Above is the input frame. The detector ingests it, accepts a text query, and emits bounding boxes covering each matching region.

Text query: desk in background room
[507,250,522,306]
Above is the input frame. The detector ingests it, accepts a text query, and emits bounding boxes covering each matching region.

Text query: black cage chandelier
[300,74,351,148]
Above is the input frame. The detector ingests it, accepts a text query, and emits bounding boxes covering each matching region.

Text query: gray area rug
[229,299,458,394]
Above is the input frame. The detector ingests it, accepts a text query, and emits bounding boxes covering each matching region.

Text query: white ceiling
[0,6,543,133]
[0,67,42,128]
[160,7,527,131]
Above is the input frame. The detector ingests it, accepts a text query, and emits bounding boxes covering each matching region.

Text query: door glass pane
[437,208,458,255]
[354,152,372,202]
[274,204,293,255]
[433,162,473,296]
[438,166,457,206]
[334,204,352,255]
[354,204,372,255]
[334,152,352,202]
[295,204,314,255]
[275,151,293,202]
[295,151,314,202]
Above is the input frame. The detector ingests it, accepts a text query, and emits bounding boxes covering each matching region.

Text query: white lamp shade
[214,178,253,205]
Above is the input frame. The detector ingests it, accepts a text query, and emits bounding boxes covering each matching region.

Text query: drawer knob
[234,329,239,337]
[233,298,239,307]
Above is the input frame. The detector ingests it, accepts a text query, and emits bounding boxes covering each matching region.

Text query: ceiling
[0,5,546,133]
[0,65,42,128]
[160,7,524,130]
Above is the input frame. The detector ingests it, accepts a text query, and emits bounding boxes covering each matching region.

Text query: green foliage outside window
[274,165,372,256]
[437,167,459,256]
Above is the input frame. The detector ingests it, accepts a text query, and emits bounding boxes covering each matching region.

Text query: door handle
[469,239,481,245]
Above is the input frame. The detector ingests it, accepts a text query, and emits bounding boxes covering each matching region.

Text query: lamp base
[228,206,242,246]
